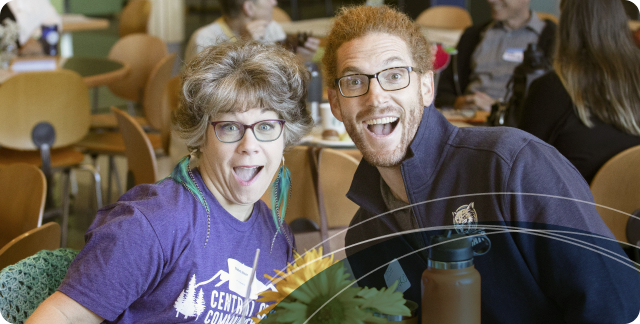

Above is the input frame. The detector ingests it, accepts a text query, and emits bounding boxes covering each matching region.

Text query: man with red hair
[324,5,640,323]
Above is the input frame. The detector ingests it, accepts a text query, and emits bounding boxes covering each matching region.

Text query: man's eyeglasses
[334,66,420,98]
[210,119,286,143]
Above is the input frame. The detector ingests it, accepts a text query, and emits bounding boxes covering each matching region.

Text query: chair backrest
[415,5,473,30]
[159,75,181,155]
[272,7,292,22]
[108,34,167,102]
[0,248,78,324]
[536,12,559,24]
[0,222,60,271]
[318,148,360,229]
[112,107,158,188]
[0,70,90,150]
[0,164,47,249]
[119,0,152,37]
[143,53,176,139]
[590,145,640,243]
[261,146,321,227]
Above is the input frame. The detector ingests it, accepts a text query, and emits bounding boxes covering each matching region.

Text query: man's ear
[327,88,343,121]
[421,70,435,107]
[242,0,255,18]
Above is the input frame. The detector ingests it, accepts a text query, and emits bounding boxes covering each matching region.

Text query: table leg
[92,87,99,113]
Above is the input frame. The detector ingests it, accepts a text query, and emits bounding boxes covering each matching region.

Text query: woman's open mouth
[233,166,264,185]
[365,117,399,136]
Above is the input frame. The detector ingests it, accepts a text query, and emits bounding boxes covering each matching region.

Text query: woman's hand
[25,291,103,324]
[19,38,44,56]
[296,36,320,62]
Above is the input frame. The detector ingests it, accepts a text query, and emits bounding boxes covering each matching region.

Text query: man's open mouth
[233,166,264,182]
[365,117,399,136]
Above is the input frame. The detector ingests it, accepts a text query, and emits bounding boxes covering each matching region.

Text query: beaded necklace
[185,159,211,247]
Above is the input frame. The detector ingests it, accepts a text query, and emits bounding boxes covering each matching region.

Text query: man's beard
[342,86,424,168]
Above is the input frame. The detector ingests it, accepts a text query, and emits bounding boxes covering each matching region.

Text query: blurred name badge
[502,48,524,63]
[384,259,411,293]
[11,57,57,72]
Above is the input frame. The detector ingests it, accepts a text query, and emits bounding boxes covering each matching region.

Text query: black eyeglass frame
[334,66,421,98]
[209,119,286,143]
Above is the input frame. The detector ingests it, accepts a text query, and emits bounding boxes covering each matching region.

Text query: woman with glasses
[26,40,313,324]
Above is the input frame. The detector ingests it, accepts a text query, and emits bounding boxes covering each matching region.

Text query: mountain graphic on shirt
[173,258,276,319]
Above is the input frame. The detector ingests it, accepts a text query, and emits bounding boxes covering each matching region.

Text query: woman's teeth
[234,166,261,181]
[366,117,399,136]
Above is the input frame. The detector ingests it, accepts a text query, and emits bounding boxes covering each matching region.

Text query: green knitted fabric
[0,248,79,324]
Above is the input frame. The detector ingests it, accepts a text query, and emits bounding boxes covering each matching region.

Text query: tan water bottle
[421,233,480,324]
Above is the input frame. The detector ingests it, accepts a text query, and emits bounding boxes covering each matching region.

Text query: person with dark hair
[184,0,319,62]
[26,40,313,324]
[519,0,640,184]
[323,4,640,323]
[434,0,556,111]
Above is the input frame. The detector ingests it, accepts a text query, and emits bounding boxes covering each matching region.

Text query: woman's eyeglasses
[210,119,286,143]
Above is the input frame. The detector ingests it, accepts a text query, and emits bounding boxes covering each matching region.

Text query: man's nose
[365,78,389,106]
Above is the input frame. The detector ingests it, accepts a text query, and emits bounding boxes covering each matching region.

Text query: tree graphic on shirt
[195,289,206,320]
[174,274,198,318]
[174,289,186,317]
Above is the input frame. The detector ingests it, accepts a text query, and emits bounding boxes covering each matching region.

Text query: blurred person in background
[435,0,556,111]
[519,0,640,184]
[26,41,313,324]
[185,0,319,63]
[0,0,61,55]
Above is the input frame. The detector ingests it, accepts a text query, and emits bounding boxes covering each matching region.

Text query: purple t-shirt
[59,168,295,323]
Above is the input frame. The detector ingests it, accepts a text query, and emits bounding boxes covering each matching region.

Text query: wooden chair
[273,7,292,23]
[106,34,167,105]
[415,5,473,30]
[590,145,640,244]
[0,70,103,248]
[78,54,175,201]
[536,12,559,24]
[261,146,322,228]
[119,0,152,38]
[0,222,60,271]
[0,164,46,249]
[112,107,158,188]
[317,148,360,257]
[159,75,181,155]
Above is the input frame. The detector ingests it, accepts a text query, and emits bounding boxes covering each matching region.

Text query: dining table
[0,56,130,112]
[280,17,464,48]
[60,14,110,58]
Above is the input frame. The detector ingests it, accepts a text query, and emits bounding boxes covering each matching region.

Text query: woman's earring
[271,156,291,235]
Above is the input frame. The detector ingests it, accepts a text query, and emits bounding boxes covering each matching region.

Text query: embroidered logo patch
[452,202,491,256]
[453,202,478,234]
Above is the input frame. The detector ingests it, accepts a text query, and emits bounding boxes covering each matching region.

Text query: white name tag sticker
[384,259,411,293]
[502,48,525,63]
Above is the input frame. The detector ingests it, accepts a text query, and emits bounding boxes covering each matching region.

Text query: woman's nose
[236,129,260,154]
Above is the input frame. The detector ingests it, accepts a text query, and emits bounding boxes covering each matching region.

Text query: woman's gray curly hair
[173,40,313,153]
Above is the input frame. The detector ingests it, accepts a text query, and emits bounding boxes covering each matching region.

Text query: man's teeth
[366,117,398,136]
[366,117,399,125]
[235,167,260,181]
